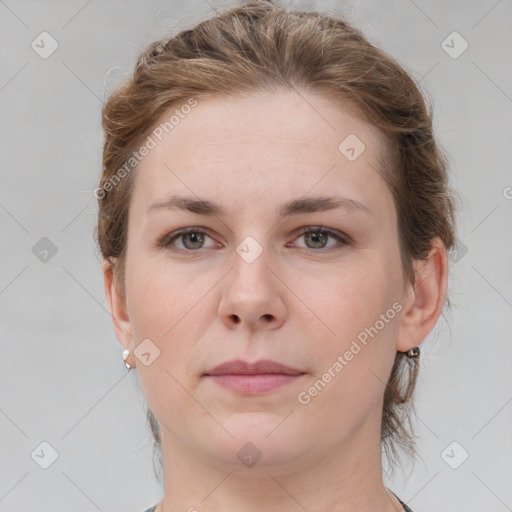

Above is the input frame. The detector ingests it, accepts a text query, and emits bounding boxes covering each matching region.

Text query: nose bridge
[218,234,286,330]
[231,236,274,304]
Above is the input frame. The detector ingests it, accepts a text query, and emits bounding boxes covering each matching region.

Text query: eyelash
[156,226,352,254]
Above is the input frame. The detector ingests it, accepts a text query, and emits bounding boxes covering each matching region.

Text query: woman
[96,1,456,511]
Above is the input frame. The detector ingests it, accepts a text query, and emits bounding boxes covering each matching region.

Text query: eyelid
[289,226,352,250]
[156,225,352,253]
[156,226,219,251]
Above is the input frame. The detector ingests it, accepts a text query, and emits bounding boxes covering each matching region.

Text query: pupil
[307,232,326,248]
[184,232,203,249]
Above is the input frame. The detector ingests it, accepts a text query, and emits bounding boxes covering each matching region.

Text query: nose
[218,246,287,332]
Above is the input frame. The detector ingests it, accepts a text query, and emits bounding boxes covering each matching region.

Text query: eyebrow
[147,195,372,219]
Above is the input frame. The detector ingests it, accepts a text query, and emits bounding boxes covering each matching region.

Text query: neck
[155,409,404,512]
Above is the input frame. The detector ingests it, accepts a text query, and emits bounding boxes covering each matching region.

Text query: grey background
[1,1,511,511]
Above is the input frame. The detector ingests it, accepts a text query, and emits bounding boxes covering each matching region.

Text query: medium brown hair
[96,0,457,473]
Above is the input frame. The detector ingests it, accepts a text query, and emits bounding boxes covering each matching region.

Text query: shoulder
[397,498,414,512]
[142,507,156,512]
[390,490,414,512]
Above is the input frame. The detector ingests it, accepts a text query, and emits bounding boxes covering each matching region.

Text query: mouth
[204,359,306,394]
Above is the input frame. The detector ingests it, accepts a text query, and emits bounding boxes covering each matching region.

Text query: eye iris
[182,232,204,250]
[305,231,327,249]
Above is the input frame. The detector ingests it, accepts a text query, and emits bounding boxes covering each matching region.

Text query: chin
[203,413,305,467]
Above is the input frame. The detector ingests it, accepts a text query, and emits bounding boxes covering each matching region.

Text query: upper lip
[205,359,304,376]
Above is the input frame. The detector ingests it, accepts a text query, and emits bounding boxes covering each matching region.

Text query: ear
[102,259,133,350]
[396,238,449,352]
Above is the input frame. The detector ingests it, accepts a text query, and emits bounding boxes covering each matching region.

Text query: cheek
[295,262,399,432]
[124,259,210,423]
[124,253,227,381]
[295,251,402,398]
[123,256,191,380]
[297,260,396,343]
[125,251,203,334]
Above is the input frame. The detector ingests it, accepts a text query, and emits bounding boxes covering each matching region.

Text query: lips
[204,359,305,394]
[205,359,304,376]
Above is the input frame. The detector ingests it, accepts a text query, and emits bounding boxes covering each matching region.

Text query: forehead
[157,90,380,156]
[131,89,391,215]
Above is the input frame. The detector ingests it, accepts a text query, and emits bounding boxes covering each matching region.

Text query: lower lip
[205,373,304,394]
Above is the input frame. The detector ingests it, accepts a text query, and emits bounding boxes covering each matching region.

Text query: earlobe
[396,238,448,352]
[102,259,133,348]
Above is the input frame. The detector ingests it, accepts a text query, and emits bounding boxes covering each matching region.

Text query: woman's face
[116,89,414,470]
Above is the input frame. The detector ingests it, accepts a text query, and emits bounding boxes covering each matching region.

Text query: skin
[103,89,448,512]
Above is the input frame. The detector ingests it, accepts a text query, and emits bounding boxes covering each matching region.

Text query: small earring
[122,349,132,369]
[406,347,420,358]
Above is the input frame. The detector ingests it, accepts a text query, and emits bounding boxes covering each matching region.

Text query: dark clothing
[143,491,414,511]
